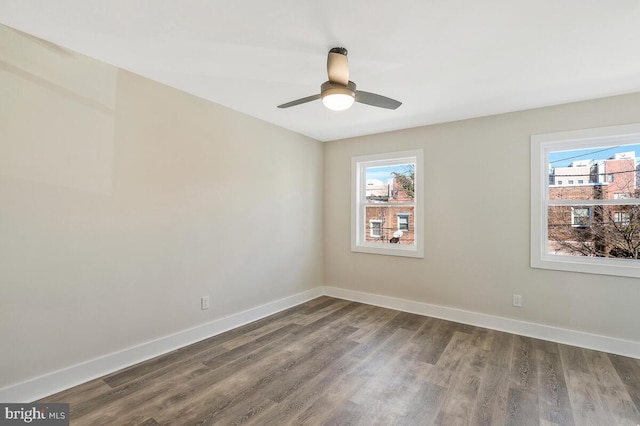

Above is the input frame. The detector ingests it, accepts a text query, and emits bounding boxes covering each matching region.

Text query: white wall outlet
[512,294,522,308]
[201,296,210,310]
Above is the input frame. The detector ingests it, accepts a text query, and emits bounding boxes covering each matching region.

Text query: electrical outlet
[201,296,210,310]
[512,294,522,308]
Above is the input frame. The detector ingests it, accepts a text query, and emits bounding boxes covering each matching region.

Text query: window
[369,220,382,238]
[571,207,591,227]
[614,212,630,225]
[568,179,574,185]
[352,150,424,258]
[531,123,640,277]
[397,213,410,231]
[557,180,563,185]
[578,180,584,184]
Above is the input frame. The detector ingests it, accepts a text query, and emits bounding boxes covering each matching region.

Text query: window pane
[548,146,640,201]
[548,204,640,258]
[365,205,415,245]
[365,163,415,203]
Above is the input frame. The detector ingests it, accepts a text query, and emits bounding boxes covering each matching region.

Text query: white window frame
[531,123,640,278]
[351,149,424,258]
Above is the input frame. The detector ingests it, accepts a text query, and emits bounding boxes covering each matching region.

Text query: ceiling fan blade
[327,47,349,86]
[277,94,321,109]
[355,91,402,110]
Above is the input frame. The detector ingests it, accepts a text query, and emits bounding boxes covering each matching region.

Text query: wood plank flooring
[39,297,640,425]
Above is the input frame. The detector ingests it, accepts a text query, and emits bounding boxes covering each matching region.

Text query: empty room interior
[1,2,640,425]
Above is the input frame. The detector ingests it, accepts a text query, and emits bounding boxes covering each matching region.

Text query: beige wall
[324,92,640,344]
[0,26,323,388]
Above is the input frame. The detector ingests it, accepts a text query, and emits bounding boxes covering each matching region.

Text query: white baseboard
[3,285,638,403]
[0,287,323,403]
[322,286,640,360]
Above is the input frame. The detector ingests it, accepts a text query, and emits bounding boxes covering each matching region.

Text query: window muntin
[352,150,424,258]
[531,123,640,277]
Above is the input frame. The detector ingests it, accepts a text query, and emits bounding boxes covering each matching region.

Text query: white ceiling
[1,1,640,141]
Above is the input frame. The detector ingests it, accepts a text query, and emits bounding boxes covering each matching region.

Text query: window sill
[351,243,424,258]
[532,253,640,278]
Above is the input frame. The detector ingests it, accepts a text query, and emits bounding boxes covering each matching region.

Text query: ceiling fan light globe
[321,89,355,111]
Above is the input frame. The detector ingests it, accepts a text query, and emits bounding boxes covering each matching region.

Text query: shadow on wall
[0,25,117,195]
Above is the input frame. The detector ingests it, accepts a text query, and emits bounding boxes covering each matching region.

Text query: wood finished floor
[40,297,640,425]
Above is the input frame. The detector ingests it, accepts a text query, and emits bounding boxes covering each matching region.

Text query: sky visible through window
[548,143,640,167]
[366,163,413,185]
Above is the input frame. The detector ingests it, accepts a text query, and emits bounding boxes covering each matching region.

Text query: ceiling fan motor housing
[321,81,356,111]
[321,81,356,97]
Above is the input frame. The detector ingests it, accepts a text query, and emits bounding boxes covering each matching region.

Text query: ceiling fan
[277,47,402,111]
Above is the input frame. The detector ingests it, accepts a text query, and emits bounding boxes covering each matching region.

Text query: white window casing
[351,149,424,258]
[531,123,640,277]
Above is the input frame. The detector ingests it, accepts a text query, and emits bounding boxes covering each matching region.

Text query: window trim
[531,123,640,278]
[351,149,424,258]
